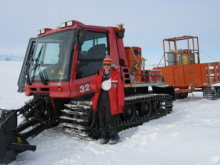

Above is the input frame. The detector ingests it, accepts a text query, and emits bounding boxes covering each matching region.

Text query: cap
[103,55,112,64]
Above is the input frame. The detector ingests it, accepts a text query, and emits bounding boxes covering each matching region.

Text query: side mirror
[78,29,87,45]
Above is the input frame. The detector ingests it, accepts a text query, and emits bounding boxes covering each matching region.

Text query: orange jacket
[90,68,125,115]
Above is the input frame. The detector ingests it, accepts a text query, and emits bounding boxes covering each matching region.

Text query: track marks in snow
[118,123,181,152]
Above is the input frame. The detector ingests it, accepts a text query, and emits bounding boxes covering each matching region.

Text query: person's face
[103,63,111,72]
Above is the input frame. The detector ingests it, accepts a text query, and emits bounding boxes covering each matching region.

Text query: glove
[118,105,124,112]
[96,83,102,90]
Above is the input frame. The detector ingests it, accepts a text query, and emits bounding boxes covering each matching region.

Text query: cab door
[17,38,36,92]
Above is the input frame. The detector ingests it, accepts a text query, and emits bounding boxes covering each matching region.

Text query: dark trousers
[97,100,118,139]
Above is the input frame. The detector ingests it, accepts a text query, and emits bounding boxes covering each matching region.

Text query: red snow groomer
[154,36,220,100]
[0,20,175,164]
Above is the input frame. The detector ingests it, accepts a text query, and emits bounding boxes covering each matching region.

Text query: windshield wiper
[38,65,49,85]
[43,69,49,84]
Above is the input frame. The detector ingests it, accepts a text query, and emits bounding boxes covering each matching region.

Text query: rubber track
[203,87,220,100]
[59,93,173,140]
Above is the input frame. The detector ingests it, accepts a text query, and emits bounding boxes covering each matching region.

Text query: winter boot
[100,138,108,144]
[109,134,120,145]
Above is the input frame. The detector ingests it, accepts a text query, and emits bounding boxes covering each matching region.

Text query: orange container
[181,51,189,65]
[124,47,142,83]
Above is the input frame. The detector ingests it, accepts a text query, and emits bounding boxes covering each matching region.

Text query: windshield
[30,29,75,83]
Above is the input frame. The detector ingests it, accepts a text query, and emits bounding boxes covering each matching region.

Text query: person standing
[90,55,124,144]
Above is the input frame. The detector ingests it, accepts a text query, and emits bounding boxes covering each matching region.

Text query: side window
[76,31,109,79]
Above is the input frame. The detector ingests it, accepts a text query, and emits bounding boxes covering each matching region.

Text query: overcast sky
[0,0,220,64]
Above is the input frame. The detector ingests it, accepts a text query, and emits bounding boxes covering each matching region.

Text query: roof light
[37,28,52,35]
[67,21,73,26]
[60,21,74,28]
[60,22,66,28]
[117,24,124,30]
[41,29,45,33]
[37,28,46,35]
[116,24,125,39]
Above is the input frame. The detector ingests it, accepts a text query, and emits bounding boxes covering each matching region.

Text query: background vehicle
[0,20,175,164]
[154,36,220,100]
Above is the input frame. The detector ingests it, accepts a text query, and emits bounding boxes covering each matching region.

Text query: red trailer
[154,36,220,99]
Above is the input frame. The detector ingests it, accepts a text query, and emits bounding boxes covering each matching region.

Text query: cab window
[76,31,109,79]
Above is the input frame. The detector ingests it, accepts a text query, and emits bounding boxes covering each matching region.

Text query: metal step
[61,109,88,116]
[59,116,88,123]
[59,122,87,131]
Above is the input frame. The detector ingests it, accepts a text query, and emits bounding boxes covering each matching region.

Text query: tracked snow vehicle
[0,20,175,164]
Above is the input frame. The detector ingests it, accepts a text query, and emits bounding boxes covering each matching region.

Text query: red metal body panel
[25,82,71,97]
[69,75,95,98]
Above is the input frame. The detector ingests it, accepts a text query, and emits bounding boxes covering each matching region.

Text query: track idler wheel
[139,100,152,116]
[122,104,136,120]
[154,99,161,112]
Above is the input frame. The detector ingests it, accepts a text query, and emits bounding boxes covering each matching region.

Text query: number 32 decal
[79,84,90,93]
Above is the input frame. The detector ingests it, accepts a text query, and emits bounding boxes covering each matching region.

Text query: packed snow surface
[0,61,220,165]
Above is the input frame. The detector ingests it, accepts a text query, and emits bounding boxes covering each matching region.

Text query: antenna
[59,3,62,23]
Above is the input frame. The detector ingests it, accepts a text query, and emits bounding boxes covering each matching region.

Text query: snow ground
[0,61,220,165]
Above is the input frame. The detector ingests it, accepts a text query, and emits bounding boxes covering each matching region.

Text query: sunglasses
[103,63,111,66]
